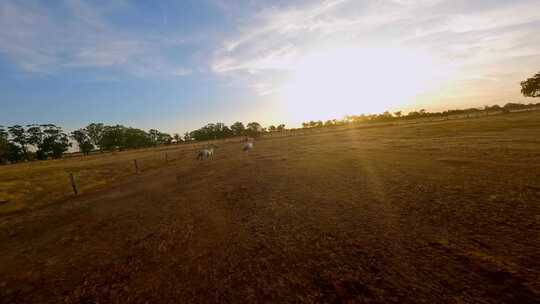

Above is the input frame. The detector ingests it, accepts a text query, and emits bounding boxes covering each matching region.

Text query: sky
[1,0,539,134]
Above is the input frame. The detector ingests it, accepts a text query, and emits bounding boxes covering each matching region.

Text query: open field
[1,111,540,303]
[0,141,226,214]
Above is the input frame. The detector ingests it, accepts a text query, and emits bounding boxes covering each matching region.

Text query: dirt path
[1,124,540,303]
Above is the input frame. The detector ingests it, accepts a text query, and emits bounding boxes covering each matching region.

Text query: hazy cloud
[212,0,540,96]
[0,0,192,78]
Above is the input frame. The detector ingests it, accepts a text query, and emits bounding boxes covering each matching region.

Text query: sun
[282,46,449,124]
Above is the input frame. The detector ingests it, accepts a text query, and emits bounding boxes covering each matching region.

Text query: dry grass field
[0,141,222,214]
[1,111,540,303]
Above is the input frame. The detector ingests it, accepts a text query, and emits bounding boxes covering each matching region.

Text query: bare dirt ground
[1,112,540,303]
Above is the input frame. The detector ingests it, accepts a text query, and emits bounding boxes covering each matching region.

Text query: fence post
[165,152,168,163]
[134,159,139,174]
[69,173,78,195]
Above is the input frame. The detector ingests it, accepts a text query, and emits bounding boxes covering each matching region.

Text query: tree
[277,124,286,131]
[230,122,245,136]
[302,122,309,128]
[71,129,94,155]
[521,72,540,97]
[157,132,172,145]
[394,111,402,118]
[148,129,160,146]
[183,132,192,141]
[246,122,263,137]
[123,127,151,149]
[268,125,276,132]
[173,133,182,143]
[99,125,125,151]
[6,142,23,163]
[8,125,29,160]
[41,124,71,159]
[27,124,47,160]
[0,126,8,163]
[85,123,104,150]
[25,124,70,159]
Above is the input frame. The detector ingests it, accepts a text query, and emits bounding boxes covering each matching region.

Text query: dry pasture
[1,111,539,303]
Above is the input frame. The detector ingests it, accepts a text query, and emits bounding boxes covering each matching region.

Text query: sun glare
[283,47,450,123]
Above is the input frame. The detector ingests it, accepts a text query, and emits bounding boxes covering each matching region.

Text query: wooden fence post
[134,159,139,174]
[69,173,78,195]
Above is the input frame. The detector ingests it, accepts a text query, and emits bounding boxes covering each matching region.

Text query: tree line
[0,121,282,164]
[2,71,539,164]
[0,123,174,163]
[299,102,540,128]
[186,121,285,141]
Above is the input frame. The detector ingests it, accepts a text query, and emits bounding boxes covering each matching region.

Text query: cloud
[171,68,193,77]
[212,0,540,96]
[0,0,192,78]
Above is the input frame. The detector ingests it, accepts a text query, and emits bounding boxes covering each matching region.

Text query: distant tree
[277,124,286,131]
[301,122,309,128]
[246,122,263,137]
[148,129,160,146]
[503,102,525,111]
[158,132,173,145]
[394,111,402,118]
[268,125,276,132]
[0,126,8,163]
[99,125,125,151]
[521,72,540,98]
[123,127,151,149]
[407,111,421,119]
[85,123,104,150]
[230,122,245,136]
[324,120,334,127]
[71,129,94,155]
[8,125,30,160]
[25,124,44,159]
[183,132,192,141]
[6,142,23,163]
[173,133,182,143]
[42,124,71,159]
[0,126,7,141]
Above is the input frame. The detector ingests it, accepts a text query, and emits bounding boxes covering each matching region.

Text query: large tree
[521,72,540,97]
[41,124,71,159]
[123,128,151,149]
[0,126,8,163]
[173,133,182,143]
[8,125,29,160]
[99,125,125,151]
[71,129,94,155]
[230,122,245,136]
[85,123,105,150]
[246,122,263,137]
[5,143,23,163]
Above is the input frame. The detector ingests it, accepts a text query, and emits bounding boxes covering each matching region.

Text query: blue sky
[1,0,540,134]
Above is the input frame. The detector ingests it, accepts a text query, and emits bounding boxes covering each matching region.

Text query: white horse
[243,142,253,151]
[197,144,217,160]
[243,137,254,152]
